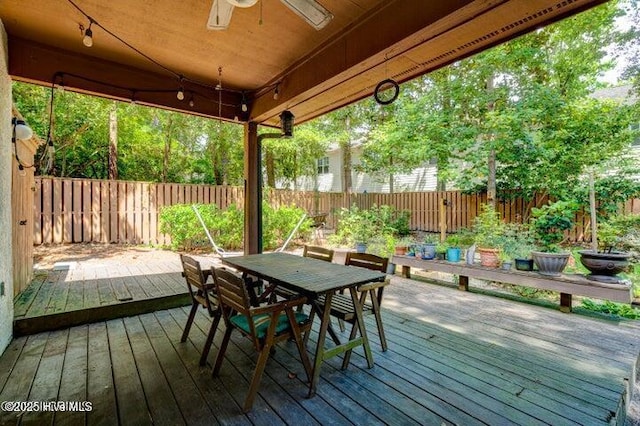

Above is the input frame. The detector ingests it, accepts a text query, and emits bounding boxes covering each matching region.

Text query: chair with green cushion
[211,267,312,412]
[180,254,221,366]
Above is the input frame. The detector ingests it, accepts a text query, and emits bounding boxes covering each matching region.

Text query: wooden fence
[33,177,640,246]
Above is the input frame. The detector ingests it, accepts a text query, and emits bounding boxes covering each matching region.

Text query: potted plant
[353,222,372,253]
[421,234,438,259]
[499,251,512,270]
[394,236,415,256]
[445,234,462,262]
[503,223,536,271]
[435,243,447,260]
[472,204,506,268]
[578,214,637,280]
[530,200,577,276]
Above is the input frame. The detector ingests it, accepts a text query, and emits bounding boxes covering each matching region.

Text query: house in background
[278,140,438,193]
[277,85,638,194]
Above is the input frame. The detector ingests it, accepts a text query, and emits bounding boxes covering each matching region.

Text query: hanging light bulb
[273,84,279,100]
[241,91,248,112]
[188,96,195,108]
[82,20,94,47]
[177,76,185,101]
[13,118,33,140]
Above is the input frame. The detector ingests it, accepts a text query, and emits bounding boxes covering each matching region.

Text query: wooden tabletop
[222,252,386,296]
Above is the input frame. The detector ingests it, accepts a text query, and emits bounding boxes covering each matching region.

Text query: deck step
[13,293,191,337]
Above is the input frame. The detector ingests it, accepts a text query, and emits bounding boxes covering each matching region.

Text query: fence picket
[32,177,640,245]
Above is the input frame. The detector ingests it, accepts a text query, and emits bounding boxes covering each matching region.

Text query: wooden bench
[391,255,632,313]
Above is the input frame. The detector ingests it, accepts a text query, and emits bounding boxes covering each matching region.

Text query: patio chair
[211,267,313,412]
[317,252,391,357]
[180,254,222,366]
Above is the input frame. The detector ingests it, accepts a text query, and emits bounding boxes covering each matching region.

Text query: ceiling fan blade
[280,0,333,30]
[207,0,235,30]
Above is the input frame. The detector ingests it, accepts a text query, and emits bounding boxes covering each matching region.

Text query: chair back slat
[213,268,251,315]
[303,245,334,263]
[181,254,207,291]
[180,254,217,316]
[345,252,388,272]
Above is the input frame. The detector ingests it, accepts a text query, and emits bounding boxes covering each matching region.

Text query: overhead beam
[8,37,244,121]
[249,0,479,123]
[251,0,610,126]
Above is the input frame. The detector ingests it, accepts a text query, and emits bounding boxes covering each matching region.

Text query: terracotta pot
[394,246,408,256]
[477,247,500,268]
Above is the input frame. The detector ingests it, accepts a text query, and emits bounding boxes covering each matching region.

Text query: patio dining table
[221,252,386,397]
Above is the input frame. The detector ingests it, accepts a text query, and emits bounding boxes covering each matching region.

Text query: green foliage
[581,299,640,319]
[501,223,537,259]
[445,234,460,248]
[159,203,309,251]
[159,204,220,250]
[598,213,640,253]
[472,204,507,249]
[329,204,408,247]
[530,201,577,252]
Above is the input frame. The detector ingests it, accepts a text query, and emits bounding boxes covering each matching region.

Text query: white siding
[278,143,438,193]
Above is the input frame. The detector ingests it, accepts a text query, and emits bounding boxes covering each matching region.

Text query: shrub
[328,204,410,247]
[159,202,310,251]
[159,204,221,250]
[530,200,577,252]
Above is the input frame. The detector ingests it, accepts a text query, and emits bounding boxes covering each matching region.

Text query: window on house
[317,157,329,174]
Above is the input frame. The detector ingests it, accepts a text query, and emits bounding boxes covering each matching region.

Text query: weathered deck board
[4,270,640,425]
[14,263,191,335]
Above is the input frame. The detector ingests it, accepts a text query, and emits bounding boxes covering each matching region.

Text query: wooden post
[589,170,598,251]
[244,122,261,254]
[560,293,572,313]
[458,275,469,291]
[439,197,447,242]
[11,111,42,296]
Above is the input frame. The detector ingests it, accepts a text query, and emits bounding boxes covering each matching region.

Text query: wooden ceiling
[1,0,608,127]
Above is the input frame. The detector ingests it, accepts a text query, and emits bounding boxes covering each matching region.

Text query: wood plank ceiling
[1,0,608,127]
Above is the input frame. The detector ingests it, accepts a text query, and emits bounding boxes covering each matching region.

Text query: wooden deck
[13,254,200,336]
[3,275,640,425]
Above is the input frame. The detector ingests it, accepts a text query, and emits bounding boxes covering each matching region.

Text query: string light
[67,0,254,119]
[177,76,185,101]
[241,91,248,112]
[273,84,279,100]
[82,19,94,47]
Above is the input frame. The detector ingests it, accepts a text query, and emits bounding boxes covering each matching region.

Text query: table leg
[341,287,374,370]
[308,292,334,398]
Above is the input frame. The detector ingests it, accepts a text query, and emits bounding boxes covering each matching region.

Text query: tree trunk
[341,140,352,193]
[265,147,276,188]
[162,117,174,183]
[341,115,353,194]
[485,73,496,209]
[108,103,118,180]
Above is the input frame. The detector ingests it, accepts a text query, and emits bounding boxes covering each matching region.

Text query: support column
[244,122,262,254]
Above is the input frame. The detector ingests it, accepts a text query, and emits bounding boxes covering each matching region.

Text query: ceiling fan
[207,0,333,31]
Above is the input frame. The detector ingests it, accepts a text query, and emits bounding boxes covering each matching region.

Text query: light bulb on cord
[14,119,33,140]
[177,88,185,101]
[273,84,279,100]
[82,21,94,47]
[241,91,248,112]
